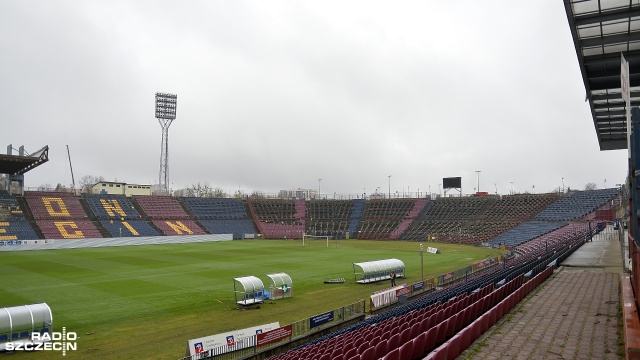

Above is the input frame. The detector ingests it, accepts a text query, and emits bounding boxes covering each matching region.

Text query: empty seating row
[391,199,429,239]
[489,221,568,248]
[355,199,418,239]
[198,219,256,239]
[133,195,190,219]
[534,188,619,221]
[272,274,526,360]
[278,236,587,360]
[24,191,90,220]
[306,200,355,238]
[0,190,24,219]
[84,194,143,220]
[0,220,39,240]
[480,193,558,221]
[35,220,102,239]
[249,199,305,239]
[152,220,206,235]
[100,220,161,237]
[181,197,250,219]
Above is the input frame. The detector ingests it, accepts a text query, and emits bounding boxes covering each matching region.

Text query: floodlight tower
[155,92,177,195]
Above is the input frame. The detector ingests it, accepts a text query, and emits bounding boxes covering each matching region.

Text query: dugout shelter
[0,302,52,350]
[353,258,405,284]
[266,273,293,300]
[233,276,266,306]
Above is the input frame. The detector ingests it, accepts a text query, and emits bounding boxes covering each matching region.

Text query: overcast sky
[0,0,628,197]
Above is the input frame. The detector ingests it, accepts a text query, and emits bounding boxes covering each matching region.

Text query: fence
[180,300,365,360]
[369,256,501,313]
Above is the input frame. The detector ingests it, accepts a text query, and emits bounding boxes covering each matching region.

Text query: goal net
[302,234,332,247]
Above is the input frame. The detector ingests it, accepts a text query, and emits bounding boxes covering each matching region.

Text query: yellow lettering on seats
[165,221,193,234]
[100,199,127,217]
[43,197,70,217]
[0,222,17,240]
[54,221,84,238]
[122,221,139,236]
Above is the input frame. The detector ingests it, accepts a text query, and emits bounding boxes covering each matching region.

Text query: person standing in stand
[390,271,396,286]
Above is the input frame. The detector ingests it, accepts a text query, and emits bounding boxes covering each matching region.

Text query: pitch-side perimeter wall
[0,234,233,252]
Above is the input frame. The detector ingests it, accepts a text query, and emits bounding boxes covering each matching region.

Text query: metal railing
[179,300,366,360]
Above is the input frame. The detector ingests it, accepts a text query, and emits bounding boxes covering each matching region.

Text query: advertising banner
[310,311,334,328]
[256,324,292,347]
[186,322,279,356]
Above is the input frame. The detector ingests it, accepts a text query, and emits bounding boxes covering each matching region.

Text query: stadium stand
[3,188,620,245]
[181,197,257,239]
[347,199,365,237]
[133,195,190,219]
[355,199,416,239]
[198,219,256,239]
[390,198,429,239]
[247,198,305,239]
[24,191,102,239]
[100,220,160,237]
[481,193,559,222]
[84,194,143,219]
[400,194,566,245]
[35,220,102,239]
[514,222,592,255]
[24,191,89,220]
[0,190,25,219]
[534,188,619,221]
[268,231,584,360]
[181,197,249,219]
[152,219,207,235]
[400,197,496,243]
[305,199,354,238]
[0,191,38,240]
[0,220,39,240]
[488,221,568,248]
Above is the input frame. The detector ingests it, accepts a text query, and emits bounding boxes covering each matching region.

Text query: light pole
[510,181,514,195]
[562,177,565,193]
[388,175,391,199]
[420,243,424,281]
[475,170,481,192]
[318,178,322,199]
[604,178,607,189]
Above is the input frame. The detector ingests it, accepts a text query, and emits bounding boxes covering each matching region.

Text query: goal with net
[302,234,334,247]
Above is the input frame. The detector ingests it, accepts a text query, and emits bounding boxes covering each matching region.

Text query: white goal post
[302,234,333,247]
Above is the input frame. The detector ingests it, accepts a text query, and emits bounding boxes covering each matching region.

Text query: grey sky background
[0,0,628,197]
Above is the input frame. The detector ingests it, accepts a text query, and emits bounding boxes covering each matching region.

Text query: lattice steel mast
[155,93,177,195]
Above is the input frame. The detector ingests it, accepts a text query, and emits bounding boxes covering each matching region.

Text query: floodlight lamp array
[155,92,177,120]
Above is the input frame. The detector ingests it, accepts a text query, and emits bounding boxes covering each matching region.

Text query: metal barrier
[179,300,366,360]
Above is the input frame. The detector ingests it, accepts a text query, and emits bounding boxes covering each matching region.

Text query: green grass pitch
[0,239,504,359]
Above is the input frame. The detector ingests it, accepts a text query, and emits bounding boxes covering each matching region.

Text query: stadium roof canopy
[564,0,640,150]
[0,146,49,175]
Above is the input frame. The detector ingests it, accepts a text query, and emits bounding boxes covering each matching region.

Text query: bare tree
[211,188,227,198]
[79,175,105,194]
[250,191,265,199]
[584,182,597,191]
[233,189,244,199]
[187,182,214,197]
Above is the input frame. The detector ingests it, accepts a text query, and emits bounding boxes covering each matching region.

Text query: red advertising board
[395,286,410,297]
[256,324,292,347]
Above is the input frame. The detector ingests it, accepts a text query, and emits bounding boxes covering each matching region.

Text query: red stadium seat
[411,331,427,360]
